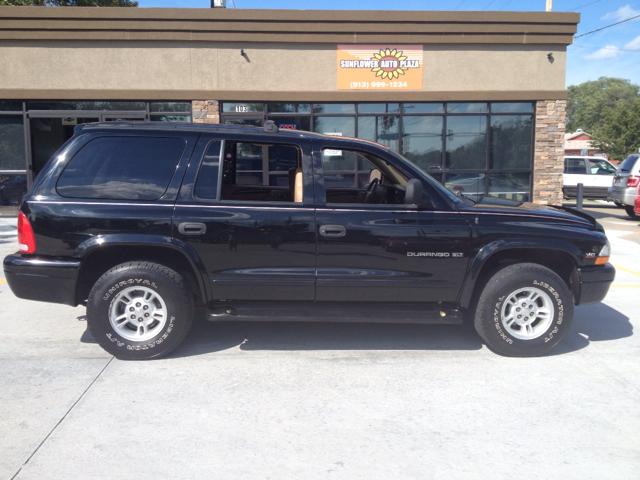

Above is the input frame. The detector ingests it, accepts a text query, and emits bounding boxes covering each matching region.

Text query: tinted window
[490,115,533,169]
[564,158,586,174]
[56,136,185,200]
[619,155,639,173]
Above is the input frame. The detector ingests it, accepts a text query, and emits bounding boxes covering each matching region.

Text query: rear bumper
[575,263,615,306]
[607,186,638,206]
[3,254,80,306]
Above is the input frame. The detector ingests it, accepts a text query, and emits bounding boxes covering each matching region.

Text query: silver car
[608,154,640,218]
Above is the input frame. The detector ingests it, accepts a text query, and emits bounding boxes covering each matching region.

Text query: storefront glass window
[27,101,146,111]
[488,172,530,201]
[403,103,444,114]
[357,116,399,150]
[149,102,191,113]
[445,116,487,169]
[220,101,535,200]
[313,116,355,138]
[313,104,355,114]
[491,102,534,113]
[0,173,27,215]
[269,116,311,132]
[220,103,264,113]
[267,103,311,114]
[358,103,400,114]
[447,103,488,114]
[490,115,533,170]
[0,117,26,170]
[150,115,192,122]
[445,173,485,198]
[0,101,22,112]
[402,116,443,173]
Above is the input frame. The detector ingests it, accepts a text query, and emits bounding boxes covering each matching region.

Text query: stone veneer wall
[192,100,220,124]
[532,99,566,205]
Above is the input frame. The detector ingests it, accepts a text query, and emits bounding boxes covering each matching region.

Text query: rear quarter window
[56,136,185,200]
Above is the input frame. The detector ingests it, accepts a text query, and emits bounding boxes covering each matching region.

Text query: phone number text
[349,81,409,89]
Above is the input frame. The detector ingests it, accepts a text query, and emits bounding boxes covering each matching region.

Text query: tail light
[18,211,36,254]
[627,176,640,187]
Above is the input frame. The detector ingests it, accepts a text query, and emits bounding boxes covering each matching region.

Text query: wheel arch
[74,236,210,306]
[458,240,581,309]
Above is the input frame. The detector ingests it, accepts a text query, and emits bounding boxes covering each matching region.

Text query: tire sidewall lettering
[493,278,564,345]
[103,278,158,301]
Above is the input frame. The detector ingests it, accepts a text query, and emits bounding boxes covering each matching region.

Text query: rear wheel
[474,263,574,357]
[624,205,638,218]
[87,261,193,360]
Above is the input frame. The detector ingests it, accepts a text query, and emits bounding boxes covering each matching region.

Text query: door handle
[178,222,206,235]
[319,224,346,237]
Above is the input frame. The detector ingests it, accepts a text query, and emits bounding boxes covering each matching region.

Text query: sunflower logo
[371,48,408,79]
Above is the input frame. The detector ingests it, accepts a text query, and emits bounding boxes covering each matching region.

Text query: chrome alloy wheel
[500,287,555,340]
[109,286,167,342]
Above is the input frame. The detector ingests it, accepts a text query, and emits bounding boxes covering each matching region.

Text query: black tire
[87,261,193,360]
[614,202,623,208]
[624,205,638,218]
[474,263,574,357]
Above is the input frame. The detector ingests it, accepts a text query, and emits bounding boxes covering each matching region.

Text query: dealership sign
[337,45,423,90]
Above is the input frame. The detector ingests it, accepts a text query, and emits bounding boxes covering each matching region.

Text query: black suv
[4,122,615,359]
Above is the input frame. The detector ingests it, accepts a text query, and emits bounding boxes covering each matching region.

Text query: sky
[136,0,640,88]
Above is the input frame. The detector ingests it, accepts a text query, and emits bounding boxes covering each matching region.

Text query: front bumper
[3,254,80,306]
[574,263,615,306]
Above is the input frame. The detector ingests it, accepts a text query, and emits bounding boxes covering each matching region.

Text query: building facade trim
[0,7,579,44]
[0,89,569,101]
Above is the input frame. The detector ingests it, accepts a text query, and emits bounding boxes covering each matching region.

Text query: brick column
[192,100,220,124]
[532,100,566,205]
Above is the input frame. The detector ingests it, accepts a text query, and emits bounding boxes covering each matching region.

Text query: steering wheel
[364,178,379,204]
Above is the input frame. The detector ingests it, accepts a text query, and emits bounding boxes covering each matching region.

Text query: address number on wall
[235,105,249,113]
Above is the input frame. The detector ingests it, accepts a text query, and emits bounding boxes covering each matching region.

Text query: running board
[206,302,464,324]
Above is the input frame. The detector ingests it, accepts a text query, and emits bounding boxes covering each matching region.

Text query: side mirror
[405,179,424,205]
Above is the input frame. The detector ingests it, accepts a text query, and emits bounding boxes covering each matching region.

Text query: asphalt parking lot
[1,206,639,480]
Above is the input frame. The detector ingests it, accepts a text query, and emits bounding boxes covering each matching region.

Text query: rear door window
[564,158,587,174]
[56,136,186,200]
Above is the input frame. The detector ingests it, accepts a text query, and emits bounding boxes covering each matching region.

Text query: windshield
[386,150,464,205]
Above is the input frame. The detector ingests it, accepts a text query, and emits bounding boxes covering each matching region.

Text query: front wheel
[474,263,574,357]
[624,205,638,218]
[87,261,194,360]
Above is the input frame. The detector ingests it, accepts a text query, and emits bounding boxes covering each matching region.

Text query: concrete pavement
[0,209,638,479]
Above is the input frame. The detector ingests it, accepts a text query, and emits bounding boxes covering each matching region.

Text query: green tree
[566,77,639,133]
[591,98,640,159]
[0,0,137,6]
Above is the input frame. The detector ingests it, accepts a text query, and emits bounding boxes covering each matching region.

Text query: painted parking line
[0,278,6,285]
[611,264,640,277]
[611,285,640,287]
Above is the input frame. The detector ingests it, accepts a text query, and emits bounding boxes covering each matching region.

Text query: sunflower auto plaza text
[340,60,420,68]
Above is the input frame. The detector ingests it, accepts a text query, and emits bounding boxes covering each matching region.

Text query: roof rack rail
[263,120,279,133]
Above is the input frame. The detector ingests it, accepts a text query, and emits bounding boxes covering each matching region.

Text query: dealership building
[0,6,579,215]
